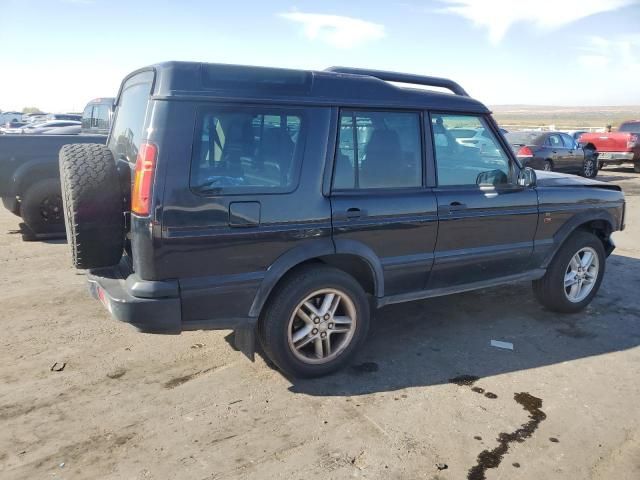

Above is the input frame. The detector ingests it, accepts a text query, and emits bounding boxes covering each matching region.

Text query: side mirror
[518,167,537,187]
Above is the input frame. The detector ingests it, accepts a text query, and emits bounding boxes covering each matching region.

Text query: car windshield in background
[505,132,544,145]
[619,122,640,133]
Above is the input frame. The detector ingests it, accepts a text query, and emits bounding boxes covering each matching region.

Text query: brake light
[131,142,157,216]
[517,146,534,157]
[628,134,638,149]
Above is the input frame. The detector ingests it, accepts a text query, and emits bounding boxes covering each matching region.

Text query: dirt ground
[1,168,639,480]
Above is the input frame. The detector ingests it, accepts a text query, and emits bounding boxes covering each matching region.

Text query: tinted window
[431,114,511,187]
[81,105,93,130]
[333,110,422,189]
[108,71,154,164]
[93,104,111,130]
[547,134,563,148]
[561,134,576,149]
[619,122,640,133]
[190,107,303,193]
[505,132,544,145]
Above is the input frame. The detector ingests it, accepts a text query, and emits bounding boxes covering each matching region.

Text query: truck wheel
[544,160,553,172]
[59,143,124,269]
[532,231,605,313]
[258,265,370,378]
[2,196,21,216]
[20,179,65,235]
[582,155,598,178]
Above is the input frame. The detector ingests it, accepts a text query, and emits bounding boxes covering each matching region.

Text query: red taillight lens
[517,146,534,157]
[131,142,157,216]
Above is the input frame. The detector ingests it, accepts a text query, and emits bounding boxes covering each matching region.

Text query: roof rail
[325,66,469,97]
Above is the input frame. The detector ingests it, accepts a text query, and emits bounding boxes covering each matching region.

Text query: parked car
[0,120,28,134]
[580,121,640,172]
[0,111,23,124]
[59,62,625,378]
[449,127,502,156]
[41,125,82,135]
[20,120,81,135]
[0,97,114,235]
[506,131,599,178]
[46,113,82,122]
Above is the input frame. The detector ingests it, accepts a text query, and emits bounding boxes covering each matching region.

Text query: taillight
[131,142,157,216]
[517,146,534,157]
[628,134,638,149]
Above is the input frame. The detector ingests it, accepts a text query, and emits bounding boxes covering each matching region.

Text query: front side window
[561,134,576,149]
[431,114,511,187]
[190,108,303,193]
[333,110,422,189]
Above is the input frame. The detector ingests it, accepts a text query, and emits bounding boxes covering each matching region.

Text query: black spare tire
[59,143,125,269]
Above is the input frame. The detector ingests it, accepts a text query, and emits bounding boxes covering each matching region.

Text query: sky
[0,0,639,112]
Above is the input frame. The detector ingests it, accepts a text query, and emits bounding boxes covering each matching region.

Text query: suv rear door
[330,109,438,296]
[428,112,538,289]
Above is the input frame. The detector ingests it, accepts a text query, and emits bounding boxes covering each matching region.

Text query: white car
[19,120,81,134]
[449,127,501,156]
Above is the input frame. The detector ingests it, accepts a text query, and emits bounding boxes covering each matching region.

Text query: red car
[580,121,640,172]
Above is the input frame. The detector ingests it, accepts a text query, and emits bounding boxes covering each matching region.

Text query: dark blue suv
[59,62,625,377]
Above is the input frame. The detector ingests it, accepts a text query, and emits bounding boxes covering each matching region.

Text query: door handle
[449,201,467,210]
[345,207,364,220]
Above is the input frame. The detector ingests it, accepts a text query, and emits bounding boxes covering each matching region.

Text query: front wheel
[544,160,553,172]
[258,265,370,378]
[582,155,598,178]
[533,231,605,313]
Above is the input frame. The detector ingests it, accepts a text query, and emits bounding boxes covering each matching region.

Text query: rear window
[108,71,154,164]
[619,122,640,133]
[190,106,304,194]
[505,132,544,145]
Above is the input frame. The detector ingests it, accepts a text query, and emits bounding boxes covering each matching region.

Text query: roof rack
[325,67,469,97]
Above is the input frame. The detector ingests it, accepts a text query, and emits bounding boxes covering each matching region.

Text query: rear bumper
[88,260,182,333]
[87,258,257,338]
[598,151,635,162]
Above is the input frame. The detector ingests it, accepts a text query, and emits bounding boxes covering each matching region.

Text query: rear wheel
[20,179,65,235]
[533,231,605,313]
[258,265,370,378]
[544,160,553,172]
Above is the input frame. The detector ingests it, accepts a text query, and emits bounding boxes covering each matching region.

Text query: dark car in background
[506,131,599,178]
[0,97,114,236]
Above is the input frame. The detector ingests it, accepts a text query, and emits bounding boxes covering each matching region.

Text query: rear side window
[190,107,303,194]
[108,71,154,164]
[619,122,640,133]
[333,110,422,190]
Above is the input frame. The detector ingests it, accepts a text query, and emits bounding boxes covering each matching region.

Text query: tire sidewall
[260,266,370,378]
[545,232,606,312]
[20,179,64,234]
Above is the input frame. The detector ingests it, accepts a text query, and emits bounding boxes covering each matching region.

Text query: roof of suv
[136,61,489,114]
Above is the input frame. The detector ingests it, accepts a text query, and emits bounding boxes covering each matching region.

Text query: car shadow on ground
[285,253,640,396]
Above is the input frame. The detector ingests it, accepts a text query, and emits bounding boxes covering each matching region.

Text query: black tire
[20,179,65,234]
[258,265,370,378]
[532,231,605,313]
[2,196,21,216]
[59,143,124,269]
[544,160,553,172]
[581,153,598,178]
[634,163,640,174]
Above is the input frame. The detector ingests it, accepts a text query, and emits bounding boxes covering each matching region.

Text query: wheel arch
[249,239,384,318]
[542,211,616,268]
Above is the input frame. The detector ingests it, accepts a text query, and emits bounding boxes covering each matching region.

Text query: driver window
[431,114,511,187]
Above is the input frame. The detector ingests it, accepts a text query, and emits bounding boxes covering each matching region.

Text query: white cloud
[438,0,638,44]
[578,34,640,73]
[279,12,385,48]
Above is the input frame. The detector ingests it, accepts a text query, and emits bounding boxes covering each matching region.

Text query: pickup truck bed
[580,121,640,172]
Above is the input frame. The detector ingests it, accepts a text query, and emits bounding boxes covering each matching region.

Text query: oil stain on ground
[450,376,498,399]
[467,392,546,480]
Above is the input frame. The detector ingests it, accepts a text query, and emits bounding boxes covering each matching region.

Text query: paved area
[1,168,639,480]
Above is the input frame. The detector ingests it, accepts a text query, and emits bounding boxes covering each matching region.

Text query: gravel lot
[1,168,639,480]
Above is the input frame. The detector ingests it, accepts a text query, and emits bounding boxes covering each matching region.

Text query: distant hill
[490,105,640,130]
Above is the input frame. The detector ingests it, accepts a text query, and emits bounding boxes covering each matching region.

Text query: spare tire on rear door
[59,143,125,269]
